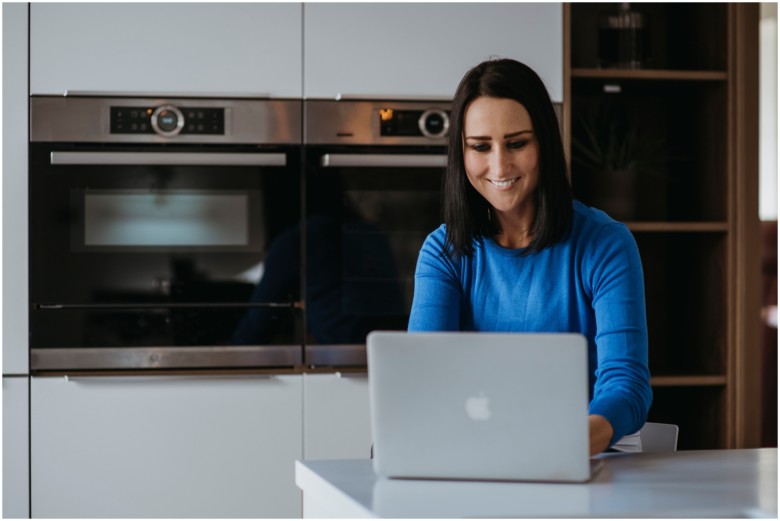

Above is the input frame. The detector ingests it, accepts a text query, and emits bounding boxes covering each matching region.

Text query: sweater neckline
[481,235,531,257]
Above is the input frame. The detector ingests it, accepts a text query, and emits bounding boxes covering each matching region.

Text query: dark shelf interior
[636,233,727,376]
[571,3,728,71]
[648,386,725,450]
[571,79,727,222]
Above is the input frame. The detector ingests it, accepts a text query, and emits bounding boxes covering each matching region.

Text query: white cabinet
[304,3,563,101]
[31,375,303,518]
[30,3,302,97]
[3,377,30,519]
[3,2,29,374]
[303,373,372,460]
[30,3,562,99]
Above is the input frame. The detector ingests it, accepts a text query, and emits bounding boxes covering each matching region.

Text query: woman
[408,58,652,455]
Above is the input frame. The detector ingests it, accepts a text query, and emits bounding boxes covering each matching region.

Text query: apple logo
[465,391,492,421]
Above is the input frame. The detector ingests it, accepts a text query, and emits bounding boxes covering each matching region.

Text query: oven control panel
[379,108,450,139]
[110,105,225,136]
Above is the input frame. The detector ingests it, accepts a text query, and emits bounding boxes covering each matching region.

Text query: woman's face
[462,96,540,219]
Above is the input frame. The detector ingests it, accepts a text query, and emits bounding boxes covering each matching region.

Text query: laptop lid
[367,331,592,482]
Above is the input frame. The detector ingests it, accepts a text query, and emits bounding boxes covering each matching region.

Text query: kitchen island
[296,448,777,518]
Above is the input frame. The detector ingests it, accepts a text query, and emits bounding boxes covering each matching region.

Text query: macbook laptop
[367,331,599,482]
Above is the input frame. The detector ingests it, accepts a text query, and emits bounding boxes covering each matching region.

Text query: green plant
[572,103,667,176]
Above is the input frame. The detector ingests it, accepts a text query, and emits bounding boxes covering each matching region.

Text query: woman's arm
[408,229,462,331]
[586,223,653,447]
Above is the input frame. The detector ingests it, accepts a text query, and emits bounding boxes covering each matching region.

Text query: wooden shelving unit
[625,222,730,233]
[564,3,761,450]
[571,69,729,81]
[651,375,729,387]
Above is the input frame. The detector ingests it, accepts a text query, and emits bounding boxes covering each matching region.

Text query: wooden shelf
[567,2,760,449]
[572,68,728,82]
[651,375,728,387]
[626,222,729,233]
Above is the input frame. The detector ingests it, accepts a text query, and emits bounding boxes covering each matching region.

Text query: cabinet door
[304,3,563,101]
[3,377,29,519]
[31,375,302,518]
[3,2,29,374]
[30,3,302,97]
[303,373,372,460]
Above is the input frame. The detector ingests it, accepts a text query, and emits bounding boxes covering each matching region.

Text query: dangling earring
[487,207,492,222]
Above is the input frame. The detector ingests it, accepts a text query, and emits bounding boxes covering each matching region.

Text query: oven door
[304,147,445,365]
[30,144,303,367]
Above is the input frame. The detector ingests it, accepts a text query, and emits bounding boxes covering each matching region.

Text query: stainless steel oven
[29,96,303,371]
[303,100,449,366]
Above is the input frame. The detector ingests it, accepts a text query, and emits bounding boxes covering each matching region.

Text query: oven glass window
[342,189,441,315]
[30,142,302,349]
[305,159,443,344]
[80,190,260,248]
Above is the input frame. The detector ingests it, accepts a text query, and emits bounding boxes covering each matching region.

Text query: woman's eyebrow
[503,130,533,138]
[464,130,533,140]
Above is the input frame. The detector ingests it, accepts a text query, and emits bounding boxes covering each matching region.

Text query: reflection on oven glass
[308,214,405,343]
[30,305,300,348]
[231,219,302,345]
[84,191,254,246]
[346,190,439,229]
[232,196,409,345]
[344,188,441,318]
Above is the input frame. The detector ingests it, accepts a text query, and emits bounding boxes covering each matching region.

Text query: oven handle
[50,151,287,167]
[319,153,447,168]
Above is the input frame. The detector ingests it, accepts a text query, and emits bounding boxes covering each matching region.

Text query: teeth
[490,178,518,188]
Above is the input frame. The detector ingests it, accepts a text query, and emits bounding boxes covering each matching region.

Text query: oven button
[419,109,450,139]
[151,105,185,137]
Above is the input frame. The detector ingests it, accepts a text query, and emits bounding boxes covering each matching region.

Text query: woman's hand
[589,414,614,456]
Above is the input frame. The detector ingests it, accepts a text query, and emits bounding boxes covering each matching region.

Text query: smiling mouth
[488,177,519,188]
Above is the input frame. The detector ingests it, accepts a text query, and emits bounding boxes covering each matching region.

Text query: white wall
[760,2,777,221]
[2,1,29,374]
[2,378,30,518]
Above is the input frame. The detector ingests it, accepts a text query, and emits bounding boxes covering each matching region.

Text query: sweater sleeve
[585,223,653,445]
[408,228,462,331]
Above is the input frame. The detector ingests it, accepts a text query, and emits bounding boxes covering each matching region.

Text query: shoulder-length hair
[443,58,572,258]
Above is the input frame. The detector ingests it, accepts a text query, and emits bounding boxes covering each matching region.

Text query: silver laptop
[367,331,597,482]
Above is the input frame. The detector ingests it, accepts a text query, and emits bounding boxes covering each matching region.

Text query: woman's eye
[471,143,490,152]
[507,140,528,150]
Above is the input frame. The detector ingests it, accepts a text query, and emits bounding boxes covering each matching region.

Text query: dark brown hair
[443,58,572,257]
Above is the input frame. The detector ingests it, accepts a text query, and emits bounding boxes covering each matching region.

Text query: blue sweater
[408,201,652,445]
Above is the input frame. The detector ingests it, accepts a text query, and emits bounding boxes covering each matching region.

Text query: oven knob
[419,109,450,139]
[151,105,185,137]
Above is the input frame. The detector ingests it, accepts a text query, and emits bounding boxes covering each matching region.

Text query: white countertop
[296,448,778,518]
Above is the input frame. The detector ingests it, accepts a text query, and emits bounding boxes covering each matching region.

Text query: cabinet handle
[335,371,368,379]
[61,374,282,383]
[63,90,271,98]
[50,151,287,167]
[320,153,446,168]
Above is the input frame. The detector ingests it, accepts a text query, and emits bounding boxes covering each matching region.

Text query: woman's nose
[490,149,511,177]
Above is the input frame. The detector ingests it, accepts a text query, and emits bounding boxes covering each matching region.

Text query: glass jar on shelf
[598,3,649,69]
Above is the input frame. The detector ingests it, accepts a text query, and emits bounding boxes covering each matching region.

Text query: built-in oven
[29,97,303,371]
[303,100,449,366]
